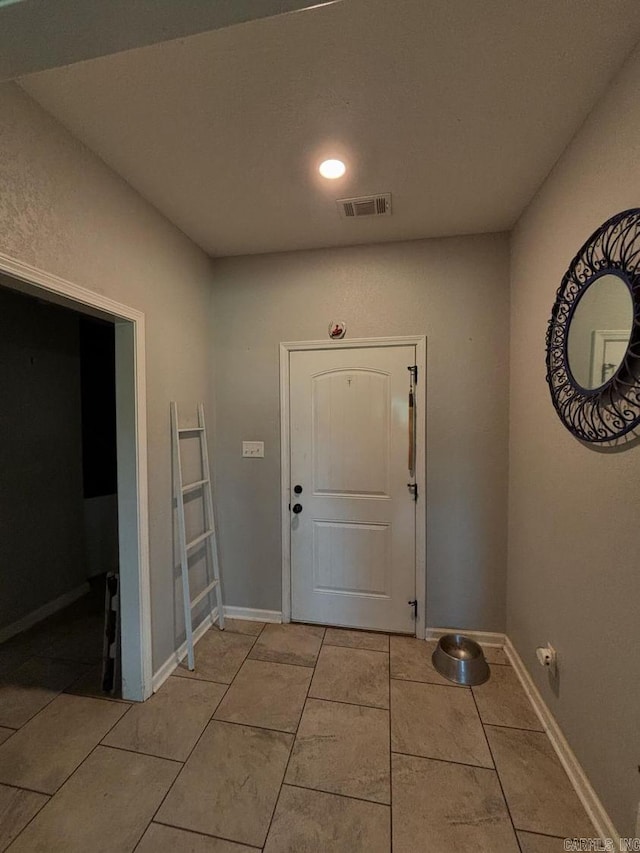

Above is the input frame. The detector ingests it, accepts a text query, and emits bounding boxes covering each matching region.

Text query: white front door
[289,344,416,634]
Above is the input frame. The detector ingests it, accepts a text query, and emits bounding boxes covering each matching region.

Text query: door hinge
[408,365,418,382]
[407,482,418,501]
[408,599,418,620]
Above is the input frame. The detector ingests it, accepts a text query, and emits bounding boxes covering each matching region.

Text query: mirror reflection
[567,273,633,389]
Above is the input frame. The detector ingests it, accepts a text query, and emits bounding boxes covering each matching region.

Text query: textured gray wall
[0,83,215,671]
[0,285,85,629]
[508,44,640,836]
[211,234,510,632]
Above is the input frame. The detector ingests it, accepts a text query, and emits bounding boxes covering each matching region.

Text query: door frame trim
[0,251,152,701]
[279,335,427,638]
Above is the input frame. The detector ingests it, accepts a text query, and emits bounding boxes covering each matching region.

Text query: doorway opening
[0,255,151,701]
[0,285,122,699]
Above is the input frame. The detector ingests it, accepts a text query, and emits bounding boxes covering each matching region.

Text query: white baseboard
[425,626,506,647]
[151,605,282,693]
[224,605,282,624]
[505,637,618,845]
[152,609,220,693]
[0,582,90,644]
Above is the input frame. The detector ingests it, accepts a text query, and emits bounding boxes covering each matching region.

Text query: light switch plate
[242,441,264,458]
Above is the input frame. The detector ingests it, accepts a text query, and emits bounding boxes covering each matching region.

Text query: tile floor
[0,617,596,852]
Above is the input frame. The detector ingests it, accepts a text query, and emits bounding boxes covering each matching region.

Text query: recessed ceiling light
[319,159,346,179]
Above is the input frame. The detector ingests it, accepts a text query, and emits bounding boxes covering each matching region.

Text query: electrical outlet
[242,441,264,458]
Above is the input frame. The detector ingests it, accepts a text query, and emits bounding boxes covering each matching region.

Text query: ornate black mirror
[546,209,640,442]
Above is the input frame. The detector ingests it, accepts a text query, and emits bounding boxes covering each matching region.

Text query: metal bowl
[431,633,490,686]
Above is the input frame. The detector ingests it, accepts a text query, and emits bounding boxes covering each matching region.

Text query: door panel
[290,345,416,633]
[313,370,390,496]
[313,520,391,596]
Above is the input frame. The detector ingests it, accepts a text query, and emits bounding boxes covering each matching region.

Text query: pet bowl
[432,633,490,686]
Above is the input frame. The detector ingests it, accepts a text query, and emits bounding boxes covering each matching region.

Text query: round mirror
[566,273,633,390]
[546,209,640,442]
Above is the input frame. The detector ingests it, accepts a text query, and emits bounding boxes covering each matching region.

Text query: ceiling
[19,0,640,257]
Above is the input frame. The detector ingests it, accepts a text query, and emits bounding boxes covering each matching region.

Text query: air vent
[337,193,392,219]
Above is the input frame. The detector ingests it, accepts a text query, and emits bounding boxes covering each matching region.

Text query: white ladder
[171,402,224,670]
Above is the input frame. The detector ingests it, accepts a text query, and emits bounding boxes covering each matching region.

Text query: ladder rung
[185,529,214,552]
[178,426,204,434]
[190,579,219,609]
[182,478,209,494]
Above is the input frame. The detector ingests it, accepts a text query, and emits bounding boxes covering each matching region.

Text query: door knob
[292,503,303,514]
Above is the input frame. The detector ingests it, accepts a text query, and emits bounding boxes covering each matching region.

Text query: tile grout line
[216,639,395,816]
[0,786,50,846]
[134,621,265,851]
[284,780,390,809]
[95,742,185,765]
[470,685,524,853]
[0,669,93,732]
[0,687,133,770]
[391,748,497,772]
[0,647,126,736]
[152,818,263,849]
[306,694,389,712]
[481,712,594,838]
[298,694,390,713]
[138,623,266,853]
[164,627,396,841]
[390,674,470,690]
[515,828,570,841]
[0,625,128,748]
[483,721,555,735]
[245,653,317,669]
[212,624,320,734]
[282,630,393,842]
[323,642,390,653]
[260,627,326,850]
[205,716,301,737]
[172,621,267,683]
[316,644,389,658]
[171,671,238,687]
[7,696,135,847]
[0,781,52,797]
[478,719,545,733]
[61,657,132,705]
